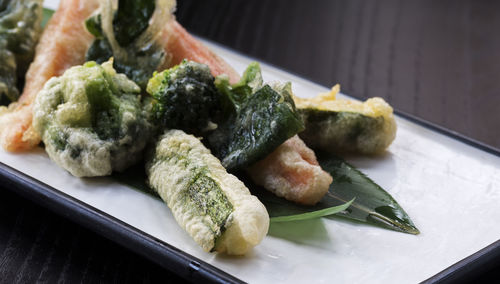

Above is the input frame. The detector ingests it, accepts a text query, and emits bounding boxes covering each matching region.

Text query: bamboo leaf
[316,152,420,234]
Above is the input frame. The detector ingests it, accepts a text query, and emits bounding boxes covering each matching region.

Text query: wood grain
[176,0,500,151]
[0,189,187,283]
[1,0,500,282]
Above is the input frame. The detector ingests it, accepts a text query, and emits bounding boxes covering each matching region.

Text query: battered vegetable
[0,0,43,104]
[146,130,269,255]
[294,85,397,155]
[85,0,175,89]
[146,60,221,135]
[146,61,304,171]
[33,60,151,177]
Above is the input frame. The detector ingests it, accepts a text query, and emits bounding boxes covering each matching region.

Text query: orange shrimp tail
[0,104,39,152]
[161,20,240,84]
[247,135,333,206]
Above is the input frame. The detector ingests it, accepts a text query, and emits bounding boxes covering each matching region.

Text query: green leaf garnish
[270,199,353,223]
[316,152,419,234]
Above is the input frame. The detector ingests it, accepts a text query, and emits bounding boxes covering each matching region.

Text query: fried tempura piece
[247,135,333,206]
[0,1,240,152]
[0,0,99,152]
[147,130,269,255]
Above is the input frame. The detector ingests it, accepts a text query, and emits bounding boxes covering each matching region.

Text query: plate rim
[5,4,500,279]
[0,162,244,284]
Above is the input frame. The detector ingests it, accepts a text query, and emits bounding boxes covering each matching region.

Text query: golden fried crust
[147,130,269,255]
[247,135,333,206]
[0,0,99,152]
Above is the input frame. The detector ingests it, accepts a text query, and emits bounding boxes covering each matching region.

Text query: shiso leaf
[209,62,305,170]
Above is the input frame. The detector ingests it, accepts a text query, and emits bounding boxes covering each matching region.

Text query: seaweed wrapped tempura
[146,130,269,255]
[33,60,152,177]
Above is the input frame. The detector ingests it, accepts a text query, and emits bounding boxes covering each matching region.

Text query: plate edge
[0,162,244,284]
[421,239,500,283]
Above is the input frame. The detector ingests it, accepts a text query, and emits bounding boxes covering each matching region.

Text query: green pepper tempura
[33,60,152,177]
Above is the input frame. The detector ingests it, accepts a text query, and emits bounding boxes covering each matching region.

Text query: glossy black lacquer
[1,0,500,283]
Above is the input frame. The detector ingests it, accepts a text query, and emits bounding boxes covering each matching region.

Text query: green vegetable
[85,38,113,65]
[294,86,397,154]
[146,61,304,170]
[209,62,305,170]
[85,13,103,39]
[33,60,152,177]
[146,129,269,255]
[85,0,175,89]
[0,0,43,105]
[146,60,221,135]
[147,131,234,250]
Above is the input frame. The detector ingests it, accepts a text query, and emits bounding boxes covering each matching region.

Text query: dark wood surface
[1,0,500,283]
[176,0,500,152]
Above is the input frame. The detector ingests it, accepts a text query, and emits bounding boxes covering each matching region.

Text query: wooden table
[1,0,499,282]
